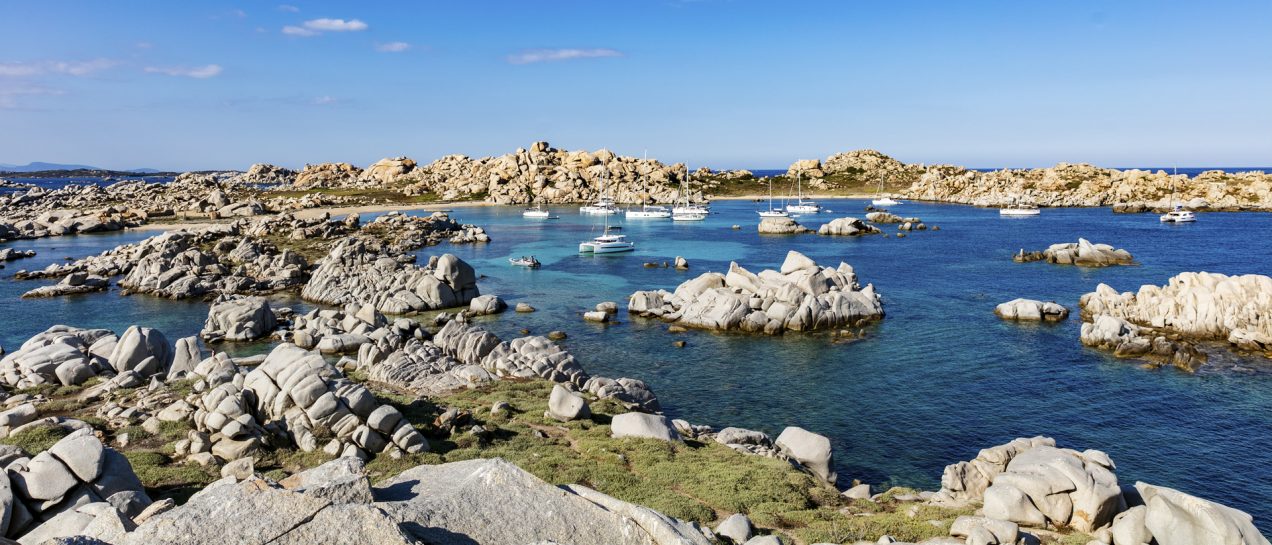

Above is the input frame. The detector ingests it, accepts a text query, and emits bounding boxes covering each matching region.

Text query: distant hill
[0,162,164,174]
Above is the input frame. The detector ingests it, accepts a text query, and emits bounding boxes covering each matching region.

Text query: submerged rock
[1080,314,1205,371]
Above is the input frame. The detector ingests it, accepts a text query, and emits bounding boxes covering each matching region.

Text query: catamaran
[1159,167,1197,223]
[757,177,788,217]
[871,173,901,206]
[581,169,620,215]
[626,204,672,219]
[786,173,820,214]
[579,215,635,253]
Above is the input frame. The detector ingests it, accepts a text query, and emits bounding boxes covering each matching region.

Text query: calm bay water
[2,199,1271,530]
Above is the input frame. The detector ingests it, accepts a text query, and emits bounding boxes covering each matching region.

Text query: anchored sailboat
[786,173,820,214]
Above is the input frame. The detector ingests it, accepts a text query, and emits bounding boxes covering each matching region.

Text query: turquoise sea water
[2,199,1271,530]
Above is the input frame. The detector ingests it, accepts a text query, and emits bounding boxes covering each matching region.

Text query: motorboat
[522,205,551,218]
[871,173,902,206]
[786,173,821,213]
[1159,205,1196,223]
[1000,205,1041,216]
[626,205,671,219]
[579,233,635,253]
[509,256,541,268]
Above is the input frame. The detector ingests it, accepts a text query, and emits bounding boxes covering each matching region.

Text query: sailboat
[757,177,789,217]
[1160,166,1196,223]
[786,173,820,214]
[673,165,708,221]
[580,169,619,215]
[579,210,635,253]
[871,173,901,206]
[522,199,552,218]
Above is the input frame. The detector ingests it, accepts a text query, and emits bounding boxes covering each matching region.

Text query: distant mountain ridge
[0,161,160,173]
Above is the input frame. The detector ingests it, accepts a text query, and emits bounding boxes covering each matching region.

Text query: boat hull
[872,199,900,206]
[579,242,635,253]
[999,209,1041,216]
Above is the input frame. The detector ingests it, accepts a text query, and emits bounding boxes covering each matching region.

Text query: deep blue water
[2,200,1271,531]
[0,176,173,195]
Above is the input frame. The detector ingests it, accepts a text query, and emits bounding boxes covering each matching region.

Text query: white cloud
[507,48,622,65]
[0,84,64,109]
[144,64,223,79]
[311,96,337,105]
[231,9,247,18]
[0,59,117,77]
[282,25,317,36]
[135,41,153,50]
[303,18,367,31]
[278,4,299,12]
[375,41,410,53]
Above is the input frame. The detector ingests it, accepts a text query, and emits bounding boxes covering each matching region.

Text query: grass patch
[0,424,70,454]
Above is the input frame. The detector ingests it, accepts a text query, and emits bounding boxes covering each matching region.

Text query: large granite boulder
[981,445,1121,532]
[994,298,1069,321]
[1132,482,1271,545]
[201,295,277,341]
[774,426,835,484]
[375,458,713,545]
[301,239,480,314]
[817,217,881,236]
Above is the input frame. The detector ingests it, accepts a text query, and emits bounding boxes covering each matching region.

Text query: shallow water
[3,199,1271,530]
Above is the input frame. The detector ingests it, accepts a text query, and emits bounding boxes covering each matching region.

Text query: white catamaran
[579,214,635,254]
[1160,167,1197,223]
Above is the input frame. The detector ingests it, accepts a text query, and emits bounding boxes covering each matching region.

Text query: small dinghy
[509,256,541,268]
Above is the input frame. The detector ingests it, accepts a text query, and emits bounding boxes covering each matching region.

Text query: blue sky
[0,1,1269,171]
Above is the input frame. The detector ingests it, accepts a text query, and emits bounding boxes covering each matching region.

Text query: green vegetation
[27,376,988,544]
[1,424,71,454]
[265,186,441,205]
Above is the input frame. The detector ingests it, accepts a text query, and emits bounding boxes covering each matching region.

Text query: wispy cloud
[507,48,622,65]
[283,17,368,36]
[144,64,223,79]
[304,18,367,31]
[0,59,118,77]
[311,95,338,105]
[278,4,299,12]
[0,84,64,109]
[375,41,410,53]
[282,25,317,36]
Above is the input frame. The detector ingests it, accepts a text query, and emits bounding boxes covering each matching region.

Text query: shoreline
[133,200,495,232]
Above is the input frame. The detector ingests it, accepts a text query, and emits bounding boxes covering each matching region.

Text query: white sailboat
[757,177,788,217]
[785,173,820,214]
[672,166,708,221]
[626,204,672,219]
[580,169,619,215]
[871,173,901,206]
[579,214,635,253]
[1160,167,1197,223]
[522,201,552,218]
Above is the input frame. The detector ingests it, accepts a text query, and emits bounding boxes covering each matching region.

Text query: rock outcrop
[1015,239,1134,267]
[1080,272,1272,355]
[0,325,182,389]
[994,298,1069,321]
[757,216,810,234]
[301,239,480,314]
[817,217,880,236]
[201,295,277,342]
[628,251,884,334]
[1080,314,1206,371]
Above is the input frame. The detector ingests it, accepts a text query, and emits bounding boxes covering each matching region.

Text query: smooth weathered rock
[981,446,1121,532]
[610,413,680,442]
[758,216,810,234]
[775,426,836,484]
[1135,482,1270,545]
[202,296,277,341]
[715,513,753,543]
[994,298,1069,321]
[469,295,506,316]
[546,384,590,422]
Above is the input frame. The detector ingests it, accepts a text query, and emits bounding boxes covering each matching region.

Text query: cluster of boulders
[1080,314,1207,371]
[902,161,1272,211]
[301,239,480,314]
[1013,239,1134,267]
[0,247,35,262]
[817,217,880,236]
[757,216,810,234]
[0,172,260,242]
[369,141,750,205]
[239,163,296,185]
[786,150,920,194]
[1080,272,1272,355]
[931,436,1269,545]
[0,325,183,389]
[201,295,279,342]
[0,428,156,544]
[994,298,1069,321]
[628,251,884,334]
